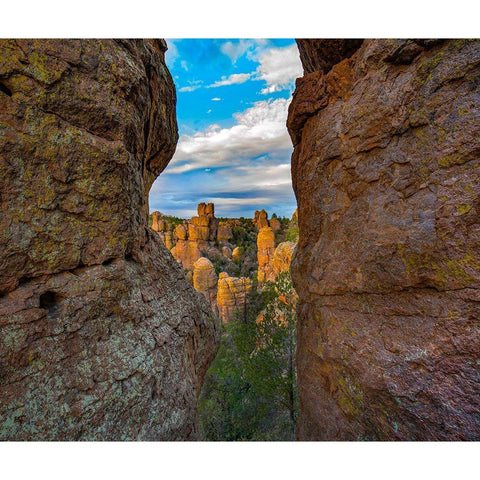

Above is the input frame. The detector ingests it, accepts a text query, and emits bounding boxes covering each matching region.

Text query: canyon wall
[0,39,220,440]
[288,39,480,440]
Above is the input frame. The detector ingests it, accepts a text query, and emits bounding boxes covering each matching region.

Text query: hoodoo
[288,39,480,440]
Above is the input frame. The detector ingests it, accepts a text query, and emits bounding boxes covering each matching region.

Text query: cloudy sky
[149,39,303,219]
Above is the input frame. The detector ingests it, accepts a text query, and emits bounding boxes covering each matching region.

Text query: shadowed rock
[0,39,220,440]
[288,39,480,440]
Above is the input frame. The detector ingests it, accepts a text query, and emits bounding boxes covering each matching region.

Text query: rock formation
[0,39,220,440]
[257,226,276,284]
[271,242,296,279]
[232,247,242,262]
[151,213,174,249]
[288,39,480,440]
[193,257,218,315]
[253,209,269,229]
[269,217,281,232]
[161,203,225,271]
[217,224,233,243]
[217,273,252,324]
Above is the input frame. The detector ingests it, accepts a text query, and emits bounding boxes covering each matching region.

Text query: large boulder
[288,39,480,440]
[0,39,220,440]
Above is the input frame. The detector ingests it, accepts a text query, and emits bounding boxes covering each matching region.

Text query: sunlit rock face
[253,209,270,229]
[0,39,220,440]
[216,273,252,324]
[288,39,480,440]
[193,257,218,315]
[271,242,296,280]
[257,226,276,285]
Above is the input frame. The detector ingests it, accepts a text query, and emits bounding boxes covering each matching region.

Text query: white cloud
[207,72,252,88]
[211,97,222,101]
[164,97,292,174]
[220,39,257,63]
[178,79,203,93]
[255,44,302,94]
[165,39,179,67]
[179,85,200,92]
[206,109,212,114]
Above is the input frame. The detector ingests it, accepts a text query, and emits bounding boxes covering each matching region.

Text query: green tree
[198,272,298,440]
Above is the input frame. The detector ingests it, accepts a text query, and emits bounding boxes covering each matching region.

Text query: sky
[149,39,303,219]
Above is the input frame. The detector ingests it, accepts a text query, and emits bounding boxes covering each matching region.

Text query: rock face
[271,242,296,279]
[288,39,480,440]
[217,273,252,324]
[193,257,218,314]
[257,226,276,284]
[0,39,220,440]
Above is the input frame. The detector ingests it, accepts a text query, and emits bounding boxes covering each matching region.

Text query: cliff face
[0,39,220,440]
[288,39,480,440]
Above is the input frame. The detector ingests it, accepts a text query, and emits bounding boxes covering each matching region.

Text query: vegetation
[198,271,298,440]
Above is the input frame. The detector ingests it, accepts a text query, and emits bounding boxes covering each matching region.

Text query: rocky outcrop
[257,226,276,284]
[271,242,296,279]
[193,257,218,315]
[216,273,252,324]
[217,224,233,242]
[0,39,220,440]
[269,217,281,232]
[232,247,242,262]
[253,209,270,229]
[288,39,480,440]
[151,213,174,249]
[162,203,226,271]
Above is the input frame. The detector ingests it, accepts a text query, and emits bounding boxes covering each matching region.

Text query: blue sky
[149,39,303,219]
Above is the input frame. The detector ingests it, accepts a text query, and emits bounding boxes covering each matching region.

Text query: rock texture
[253,209,270,229]
[216,273,252,324]
[0,39,220,440]
[288,39,480,440]
[271,242,296,280]
[257,226,276,284]
[193,257,218,314]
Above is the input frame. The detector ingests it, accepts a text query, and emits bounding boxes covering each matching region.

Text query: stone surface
[216,273,252,324]
[171,239,202,270]
[0,39,220,440]
[296,39,363,75]
[232,247,242,262]
[271,242,296,279]
[257,226,276,285]
[253,209,269,229]
[193,257,218,314]
[269,217,281,232]
[288,39,480,440]
[217,224,233,243]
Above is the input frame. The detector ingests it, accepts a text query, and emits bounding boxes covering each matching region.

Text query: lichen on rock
[0,39,220,440]
[288,39,480,441]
